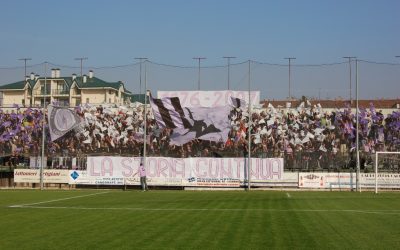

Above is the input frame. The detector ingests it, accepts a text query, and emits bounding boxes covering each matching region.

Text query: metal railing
[52,89,69,95]
[33,90,51,96]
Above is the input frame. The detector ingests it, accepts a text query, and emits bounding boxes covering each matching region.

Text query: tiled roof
[0,81,27,90]
[0,76,129,92]
[75,77,123,90]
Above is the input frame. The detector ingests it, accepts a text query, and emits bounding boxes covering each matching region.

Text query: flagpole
[143,60,148,176]
[247,60,251,191]
[40,62,47,190]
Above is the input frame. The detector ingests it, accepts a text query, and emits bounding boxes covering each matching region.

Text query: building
[0,69,133,107]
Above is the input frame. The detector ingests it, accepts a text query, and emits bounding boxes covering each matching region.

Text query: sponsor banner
[186,177,241,187]
[157,91,260,108]
[299,173,326,188]
[299,172,400,189]
[14,169,69,183]
[360,173,400,189]
[68,170,124,185]
[252,172,299,187]
[125,177,183,186]
[84,156,284,187]
[299,173,355,189]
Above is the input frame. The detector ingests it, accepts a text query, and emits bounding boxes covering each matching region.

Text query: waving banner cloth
[170,105,231,145]
[149,93,231,145]
[48,105,82,141]
[230,96,247,109]
[149,95,192,129]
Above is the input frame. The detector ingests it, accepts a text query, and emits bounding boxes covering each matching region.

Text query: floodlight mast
[247,60,251,191]
[223,56,236,90]
[40,62,48,190]
[343,57,356,105]
[284,57,296,100]
[19,58,32,106]
[355,59,360,192]
[74,57,88,80]
[143,59,148,175]
[193,57,206,90]
[135,57,148,96]
[18,58,32,80]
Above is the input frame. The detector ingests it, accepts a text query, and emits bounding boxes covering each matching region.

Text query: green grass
[0,190,400,250]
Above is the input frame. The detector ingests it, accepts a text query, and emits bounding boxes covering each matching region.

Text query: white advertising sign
[252,172,299,187]
[157,91,260,108]
[299,173,355,189]
[14,169,69,183]
[298,172,400,189]
[360,173,400,189]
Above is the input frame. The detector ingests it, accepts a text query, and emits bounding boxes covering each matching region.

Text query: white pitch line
[18,206,143,210]
[286,193,291,198]
[9,206,400,215]
[8,191,110,208]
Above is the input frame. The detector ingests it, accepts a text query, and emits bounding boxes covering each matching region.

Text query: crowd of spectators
[0,102,399,171]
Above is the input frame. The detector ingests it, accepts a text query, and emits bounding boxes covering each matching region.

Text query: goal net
[374,152,400,193]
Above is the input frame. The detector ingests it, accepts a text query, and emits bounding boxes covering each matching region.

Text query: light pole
[135,57,148,97]
[355,58,360,192]
[74,57,88,80]
[247,60,252,191]
[193,57,206,90]
[18,58,32,79]
[19,58,32,106]
[40,61,48,190]
[143,60,148,177]
[284,57,296,100]
[343,57,356,105]
[223,56,236,90]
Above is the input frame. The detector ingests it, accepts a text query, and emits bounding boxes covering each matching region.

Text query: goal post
[375,151,400,194]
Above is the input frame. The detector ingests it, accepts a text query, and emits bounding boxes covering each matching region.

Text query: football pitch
[1,190,399,249]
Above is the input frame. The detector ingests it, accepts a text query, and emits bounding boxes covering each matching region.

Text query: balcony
[33,90,51,96]
[52,89,69,96]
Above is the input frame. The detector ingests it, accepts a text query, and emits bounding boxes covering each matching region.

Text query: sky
[0,0,399,99]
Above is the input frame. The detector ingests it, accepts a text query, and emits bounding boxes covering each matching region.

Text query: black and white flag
[149,93,231,145]
[170,105,231,145]
[48,105,82,141]
[230,96,247,109]
[149,95,192,129]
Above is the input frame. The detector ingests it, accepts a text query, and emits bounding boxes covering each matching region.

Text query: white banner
[79,156,284,186]
[14,169,69,183]
[157,91,260,108]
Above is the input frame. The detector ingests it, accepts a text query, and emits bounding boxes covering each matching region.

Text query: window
[109,98,111,103]
[22,99,25,106]
[86,98,89,103]
[109,90,112,95]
